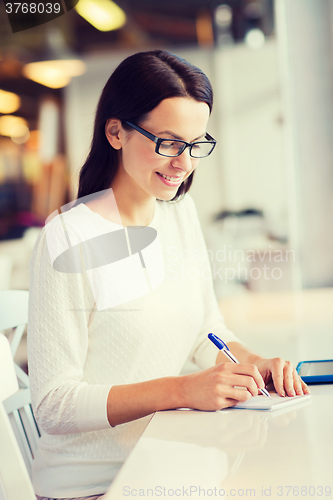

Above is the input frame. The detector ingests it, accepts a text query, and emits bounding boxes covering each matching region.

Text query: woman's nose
[171,147,195,172]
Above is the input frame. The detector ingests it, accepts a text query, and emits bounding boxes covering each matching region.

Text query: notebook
[228,392,311,411]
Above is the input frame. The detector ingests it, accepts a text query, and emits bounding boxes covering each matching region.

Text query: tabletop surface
[104,385,333,500]
[104,289,333,500]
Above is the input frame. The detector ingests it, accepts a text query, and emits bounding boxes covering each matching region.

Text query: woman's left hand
[254,357,311,397]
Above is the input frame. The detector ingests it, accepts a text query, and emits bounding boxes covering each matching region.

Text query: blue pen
[208,333,271,398]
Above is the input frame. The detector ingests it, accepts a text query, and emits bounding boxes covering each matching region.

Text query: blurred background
[0,0,333,367]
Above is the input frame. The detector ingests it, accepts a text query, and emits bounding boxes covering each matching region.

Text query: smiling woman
[76,50,214,204]
[105,96,211,225]
[27,50,309,500]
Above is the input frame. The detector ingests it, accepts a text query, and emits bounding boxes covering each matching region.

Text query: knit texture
[27,193,241,498]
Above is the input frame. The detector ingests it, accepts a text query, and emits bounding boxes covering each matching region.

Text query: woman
[28,50,309,500]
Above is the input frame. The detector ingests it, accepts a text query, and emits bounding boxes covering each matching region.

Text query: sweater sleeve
[27,218,112,435]
[185,195,244,370]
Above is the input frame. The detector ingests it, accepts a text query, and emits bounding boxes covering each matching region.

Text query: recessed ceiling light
[75,0,126,32]
[0,115,28,138]
[23,27,86,89]
[0,90,21,114]
[23,60,86,89]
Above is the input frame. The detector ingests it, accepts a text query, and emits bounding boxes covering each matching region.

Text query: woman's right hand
[106,363,266,427]
[178,362,266,411]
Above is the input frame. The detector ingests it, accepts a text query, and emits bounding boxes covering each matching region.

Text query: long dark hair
[76,50,213,203]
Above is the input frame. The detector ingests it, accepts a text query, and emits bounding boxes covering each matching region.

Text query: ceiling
[0,0,274,132]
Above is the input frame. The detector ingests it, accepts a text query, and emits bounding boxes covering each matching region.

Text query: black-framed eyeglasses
[124,121,217,159]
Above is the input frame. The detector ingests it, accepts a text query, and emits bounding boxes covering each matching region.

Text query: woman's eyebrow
[158,130,206,141]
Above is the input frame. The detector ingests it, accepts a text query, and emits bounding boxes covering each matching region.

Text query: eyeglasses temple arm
[124,121,159,144]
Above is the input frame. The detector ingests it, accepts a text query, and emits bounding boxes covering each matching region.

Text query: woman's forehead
[143,97,210,137]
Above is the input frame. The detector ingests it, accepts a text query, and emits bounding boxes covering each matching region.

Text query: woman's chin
[156,191,180,201]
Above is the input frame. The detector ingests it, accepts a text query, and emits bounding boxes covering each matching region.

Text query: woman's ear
[105,119,123,150]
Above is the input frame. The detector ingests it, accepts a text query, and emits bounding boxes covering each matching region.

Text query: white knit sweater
[27,193,241,498]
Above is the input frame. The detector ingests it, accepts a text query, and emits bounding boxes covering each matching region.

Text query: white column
[275,0,333,288]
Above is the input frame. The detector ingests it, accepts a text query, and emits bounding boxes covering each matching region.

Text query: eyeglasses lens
[158,140,214,158]
[190,142,215,158]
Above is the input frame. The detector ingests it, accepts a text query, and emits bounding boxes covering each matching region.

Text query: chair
[0,290,41,499]
[0,333,37,500]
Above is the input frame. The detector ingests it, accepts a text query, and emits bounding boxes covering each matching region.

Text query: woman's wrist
[226,341,264,366]
[152,376,186,411]
[246,352,265,366]
[106,376,186,427]
[173,374,190,409]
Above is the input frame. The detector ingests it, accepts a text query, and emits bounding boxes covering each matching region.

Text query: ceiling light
[75,0,126,32]
[0,115,28,138]
[23,27,86,89]
[23,60,85,89]
[215,5,233,27]
[11,126,30,144]
[0,89,21,113]
[245,29,265,49]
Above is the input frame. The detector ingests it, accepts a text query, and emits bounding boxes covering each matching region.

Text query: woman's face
[112,97,211,202]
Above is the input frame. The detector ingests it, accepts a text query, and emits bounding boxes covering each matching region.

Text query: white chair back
[0,290,41,499]
[0,335,18,401]
[0,333,36,500]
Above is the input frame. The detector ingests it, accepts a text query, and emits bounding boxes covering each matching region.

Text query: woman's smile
[155,171,185,187]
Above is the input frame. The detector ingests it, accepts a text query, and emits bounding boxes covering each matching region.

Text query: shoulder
[30,204,90,269]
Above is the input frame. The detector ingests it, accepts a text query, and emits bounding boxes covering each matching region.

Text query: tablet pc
[296,359,333,384]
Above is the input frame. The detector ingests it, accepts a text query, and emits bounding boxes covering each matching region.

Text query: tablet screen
[298,361,333,376]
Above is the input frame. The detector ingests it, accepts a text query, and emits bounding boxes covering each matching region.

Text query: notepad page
[228,392,311,411]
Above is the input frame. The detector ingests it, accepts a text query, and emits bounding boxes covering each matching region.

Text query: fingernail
[291,390,296,396]
[281,390,286,397]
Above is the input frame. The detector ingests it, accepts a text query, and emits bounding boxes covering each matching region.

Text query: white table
[104,385,333,500]
[104,289,333,500]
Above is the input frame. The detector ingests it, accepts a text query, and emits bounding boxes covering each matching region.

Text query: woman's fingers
[301,378,311,394]
[265,357,285,396]
[182,362,267,411]
[229,374,260,397]
[293,367,304,395]
[295,369,311,395]
[259,357,311,397]
[283,361,296,396]
[222,362,265,393]
[214,363,266,405]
